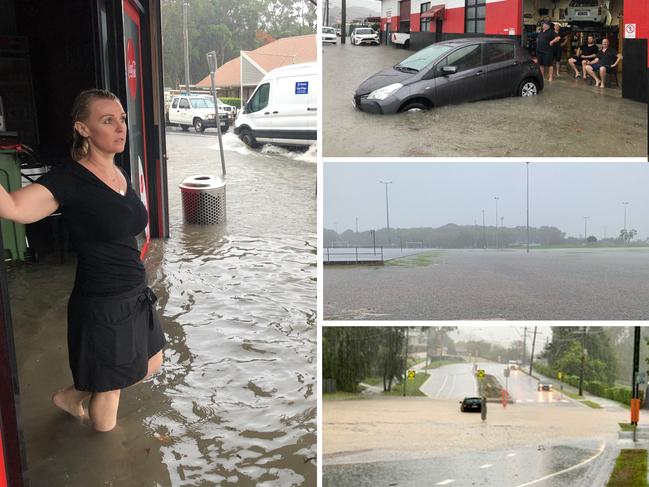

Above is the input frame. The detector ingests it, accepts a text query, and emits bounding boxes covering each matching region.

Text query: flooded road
[324,441,613,487]
[9,131,316,486]
[323,248,649,320]
[323,42,648,157]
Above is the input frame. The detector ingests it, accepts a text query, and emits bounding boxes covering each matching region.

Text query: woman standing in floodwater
[0,89,165,432]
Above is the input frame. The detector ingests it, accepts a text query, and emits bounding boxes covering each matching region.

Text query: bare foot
[52,388,86,418]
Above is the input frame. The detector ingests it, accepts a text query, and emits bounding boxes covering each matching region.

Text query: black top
[537,29,559,54]
[581,43,598,58]
[596,47,618,66]
[36,160,148,296]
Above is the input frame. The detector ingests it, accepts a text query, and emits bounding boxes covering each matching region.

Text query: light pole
[583,216,589,242]
[526,162,530,253]
[482,209,486,249]
[494,197,500,249]
[355,217,358,234]
[380,181,393,246]
[623,202,629,231]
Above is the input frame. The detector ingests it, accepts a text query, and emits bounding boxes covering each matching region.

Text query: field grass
[383,372,430,397]
[386,251,443,267]
[607,449,648,487]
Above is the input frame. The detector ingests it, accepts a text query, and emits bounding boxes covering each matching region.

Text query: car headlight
[367,83,403,101]
[207,114,215,119]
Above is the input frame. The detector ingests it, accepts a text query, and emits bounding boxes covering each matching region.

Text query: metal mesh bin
[179,175,226,225]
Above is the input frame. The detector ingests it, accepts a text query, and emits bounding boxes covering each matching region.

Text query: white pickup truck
[391,32,411,48]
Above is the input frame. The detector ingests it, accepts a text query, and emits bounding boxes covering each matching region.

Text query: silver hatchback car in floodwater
[353,37,544,114]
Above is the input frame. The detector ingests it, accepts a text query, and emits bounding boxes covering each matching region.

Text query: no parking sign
[625,24,636,39]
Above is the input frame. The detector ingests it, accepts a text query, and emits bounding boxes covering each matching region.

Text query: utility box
[179,175,226,225]
[0,150,26,260]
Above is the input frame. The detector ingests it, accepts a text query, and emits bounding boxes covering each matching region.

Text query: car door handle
[272,111,279,114]
[476,70,483,76]
[264,112,270,115]
[425,86,431,90]
[307,107,317,111]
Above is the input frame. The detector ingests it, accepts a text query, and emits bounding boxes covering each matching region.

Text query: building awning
[421,5,445,20]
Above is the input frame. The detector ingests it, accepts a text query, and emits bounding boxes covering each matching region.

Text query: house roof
[196,34,316,89]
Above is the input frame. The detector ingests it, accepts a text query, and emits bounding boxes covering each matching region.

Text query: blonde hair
[70,89,119,161]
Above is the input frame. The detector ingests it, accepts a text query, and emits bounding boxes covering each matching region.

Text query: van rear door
[271,73,317,144]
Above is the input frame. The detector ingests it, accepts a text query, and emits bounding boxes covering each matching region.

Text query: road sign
[407,369,416,381]
[477,369,486,380]
[504,367,510,378]
[626,24,636,39]
[557,372,563,380]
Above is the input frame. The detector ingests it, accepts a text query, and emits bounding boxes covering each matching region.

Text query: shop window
[465,0,486,34]
[420,2,431,32]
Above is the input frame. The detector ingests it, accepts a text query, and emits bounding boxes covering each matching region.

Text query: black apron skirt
[67,283,166,392]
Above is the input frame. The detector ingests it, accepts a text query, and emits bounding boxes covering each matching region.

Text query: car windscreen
[191,98,215,108]
[323,27,335,34]
[395,43,455,72]
[355,29,373,34]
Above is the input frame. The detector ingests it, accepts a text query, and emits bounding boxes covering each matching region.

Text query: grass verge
[607,449,647,487]
[580,400,602,409]
[386,251,443,267]
[383,372,430,397]
[619,423,635,432]
[322,391,369,401]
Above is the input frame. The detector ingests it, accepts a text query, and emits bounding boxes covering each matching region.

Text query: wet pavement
[323,440,613,487]
[323,248,649,320]
[9,131,316,486]
[323,41,648,157]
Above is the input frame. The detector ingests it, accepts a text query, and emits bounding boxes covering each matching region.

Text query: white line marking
[507,453,517,457]
[479,464,493,469]
[435,374,449,398]
[513,442,606,487]
[436,480,455,486]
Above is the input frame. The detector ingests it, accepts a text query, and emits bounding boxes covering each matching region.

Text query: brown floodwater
[9,131,316,486]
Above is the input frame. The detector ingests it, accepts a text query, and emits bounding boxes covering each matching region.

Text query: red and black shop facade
[0,1,169,485]
[381,0,648,103]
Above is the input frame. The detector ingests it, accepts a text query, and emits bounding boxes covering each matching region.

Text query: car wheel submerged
[519,79,539,97]
[399,101,429,113]
[239,128,259,148]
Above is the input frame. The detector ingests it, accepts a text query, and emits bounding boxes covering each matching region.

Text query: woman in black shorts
[536,21,561,81]
[0,89,165,432]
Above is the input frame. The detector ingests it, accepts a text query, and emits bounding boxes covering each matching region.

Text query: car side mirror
[442,66,458,75]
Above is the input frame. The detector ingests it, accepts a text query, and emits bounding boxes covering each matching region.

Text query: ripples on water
[143,133,316,485]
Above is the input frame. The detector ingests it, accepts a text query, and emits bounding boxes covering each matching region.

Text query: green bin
[0,150,27,261]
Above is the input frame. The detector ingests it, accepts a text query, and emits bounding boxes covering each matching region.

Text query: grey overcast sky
[450,326,552,349]
[324,162,649,239]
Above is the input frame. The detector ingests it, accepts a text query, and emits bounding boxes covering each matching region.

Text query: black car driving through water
[460,397,483,413]
[353,38,543,114]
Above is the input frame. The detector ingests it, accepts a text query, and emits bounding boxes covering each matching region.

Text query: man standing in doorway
[536,21,561,82]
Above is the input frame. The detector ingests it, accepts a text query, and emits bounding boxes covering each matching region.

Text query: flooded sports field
[323,248,649,320]
[9,132,316,486]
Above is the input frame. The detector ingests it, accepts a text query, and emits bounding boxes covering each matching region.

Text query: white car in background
[566,0,612,26]
[322,26,337,45]
[351,27,380,46]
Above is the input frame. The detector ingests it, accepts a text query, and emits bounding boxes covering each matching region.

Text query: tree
[586,235,597,243]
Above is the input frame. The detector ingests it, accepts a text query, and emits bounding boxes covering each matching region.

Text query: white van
[234,62,317,148]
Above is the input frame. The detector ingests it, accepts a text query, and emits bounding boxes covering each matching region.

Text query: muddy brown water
[323,41,648,157]
[9,132,316,486]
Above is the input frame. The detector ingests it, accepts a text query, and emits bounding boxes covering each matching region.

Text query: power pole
[402,327,409,397]
[633,326,641,400]
[522,326,527,366]
[494,196,499,249]
[183,1,191,94]
[583,216,589,241]
[578,327,587,396]
[528,326,538,376]
[380,181,392,246]
[341,0,347,44]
